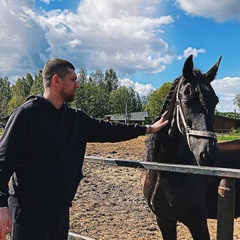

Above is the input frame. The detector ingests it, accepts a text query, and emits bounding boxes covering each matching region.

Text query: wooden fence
[68,156,240,240]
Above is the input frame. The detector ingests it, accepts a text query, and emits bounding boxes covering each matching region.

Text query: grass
[216,128,240,141]
[216,133,240,141]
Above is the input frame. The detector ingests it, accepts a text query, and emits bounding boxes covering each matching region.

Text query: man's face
[59,68,79,102]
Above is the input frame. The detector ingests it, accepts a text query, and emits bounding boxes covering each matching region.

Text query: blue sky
[0,0,240,112]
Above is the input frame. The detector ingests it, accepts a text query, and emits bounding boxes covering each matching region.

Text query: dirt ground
[69,136,240,240]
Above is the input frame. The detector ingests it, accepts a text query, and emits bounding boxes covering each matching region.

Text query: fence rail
[84,155,240,179]
[68,232,96,240]
[69,155,240,240]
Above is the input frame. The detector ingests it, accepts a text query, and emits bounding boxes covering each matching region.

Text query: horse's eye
[183,83,193,101]
[184,87,191,96]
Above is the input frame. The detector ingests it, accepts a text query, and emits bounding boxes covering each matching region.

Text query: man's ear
[52,74,60,86]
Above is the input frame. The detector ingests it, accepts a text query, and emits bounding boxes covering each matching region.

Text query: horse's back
[217,139,240,151]
[216,139,240,168]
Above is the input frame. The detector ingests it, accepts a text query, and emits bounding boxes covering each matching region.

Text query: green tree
[73,68,109,117]
[30,70,44,95]
[108,86,132,114]
[234,93,240,110]
[7,78,26,113]
[225,112,237,119]
[77,66,88,85]
[7,73,35,113]
[72,67,88,110]
[88,84,109,117]
[128,87,143,112]
[73,67,121,117]
[0,77,11,117]
[135,93,143,111]
[90,69,104,84]
[145,82,172,122]
[103,69,118,94]
[22,73,34,97]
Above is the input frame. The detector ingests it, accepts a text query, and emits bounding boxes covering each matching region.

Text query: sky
[0,0,240,112]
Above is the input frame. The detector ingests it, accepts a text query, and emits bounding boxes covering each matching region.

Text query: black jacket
[0,95,146,208]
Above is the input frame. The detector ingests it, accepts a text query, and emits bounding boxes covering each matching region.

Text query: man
[0,58,168,240]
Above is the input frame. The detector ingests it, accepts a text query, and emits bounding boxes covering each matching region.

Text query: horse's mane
[145,77,181,163]
[158,77,181,118]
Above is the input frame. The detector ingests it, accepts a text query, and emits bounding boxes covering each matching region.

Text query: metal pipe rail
[68,232,96,240]
[84,155,240,239]
[84,155,240,179]
[71,156,240,240]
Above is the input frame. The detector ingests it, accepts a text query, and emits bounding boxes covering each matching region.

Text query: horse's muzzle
[192,138,217,166]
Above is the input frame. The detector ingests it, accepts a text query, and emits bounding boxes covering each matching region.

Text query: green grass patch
[217,135,239,141]
[216,128,240,141]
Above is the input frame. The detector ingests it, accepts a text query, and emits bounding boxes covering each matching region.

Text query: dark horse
[144,55,240,239]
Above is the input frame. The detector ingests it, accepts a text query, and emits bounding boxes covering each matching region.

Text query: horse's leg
[156,216,177,240]
[186,218,210,240]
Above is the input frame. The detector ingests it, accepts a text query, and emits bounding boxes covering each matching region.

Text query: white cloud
[178,47,206,60]
[40,0,51,4]
[68,39,82,48]
[0,0,49,82]
[175,0,240,22]
[212,77,240,112]
[0,0,176,82]
[38,0,174,75]
[119,78,155,97]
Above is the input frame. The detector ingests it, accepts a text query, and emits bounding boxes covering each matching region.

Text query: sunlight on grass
[216,129,240,141]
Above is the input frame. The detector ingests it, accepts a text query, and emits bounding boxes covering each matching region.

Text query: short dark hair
[42,58,75,88]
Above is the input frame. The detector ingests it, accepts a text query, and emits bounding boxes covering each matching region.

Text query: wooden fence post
[217,178,235,240]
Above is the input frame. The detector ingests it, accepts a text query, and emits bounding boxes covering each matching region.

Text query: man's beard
[60,89,75,103]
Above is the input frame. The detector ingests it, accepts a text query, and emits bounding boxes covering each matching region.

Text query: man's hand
[146,111,169,134]
[0,208,12,240]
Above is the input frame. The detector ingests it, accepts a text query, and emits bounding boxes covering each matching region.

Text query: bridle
[175,77,217,157]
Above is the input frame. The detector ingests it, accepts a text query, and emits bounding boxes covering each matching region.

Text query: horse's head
[167,55,221,166]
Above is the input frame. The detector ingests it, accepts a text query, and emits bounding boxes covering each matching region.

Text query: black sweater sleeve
[85,114,147,143]
[0,107,29,207]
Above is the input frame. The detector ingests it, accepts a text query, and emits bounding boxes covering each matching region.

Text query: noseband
[175,78,217,154]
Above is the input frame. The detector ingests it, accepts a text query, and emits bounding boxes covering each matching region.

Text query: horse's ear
[182,55,194,80]
[205,56,222,82]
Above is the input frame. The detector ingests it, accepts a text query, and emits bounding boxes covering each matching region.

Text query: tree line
[0,71,43,118]
[1,66,238,125]
[0,67,171,123]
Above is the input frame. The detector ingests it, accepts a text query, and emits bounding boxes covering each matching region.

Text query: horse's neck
[160,128,189,164]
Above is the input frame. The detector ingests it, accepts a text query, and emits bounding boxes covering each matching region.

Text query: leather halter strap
[175,77,217,152]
